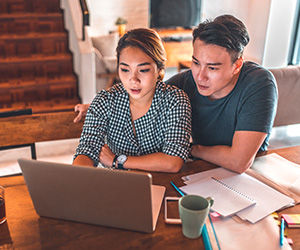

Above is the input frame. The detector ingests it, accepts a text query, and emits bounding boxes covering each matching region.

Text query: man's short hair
[193,15,250,63]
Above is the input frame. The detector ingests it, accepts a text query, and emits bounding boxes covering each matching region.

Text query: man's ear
[233,57,244,74]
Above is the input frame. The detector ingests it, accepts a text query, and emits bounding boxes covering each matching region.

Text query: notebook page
[231,174,294,223]
[180,177,256,217]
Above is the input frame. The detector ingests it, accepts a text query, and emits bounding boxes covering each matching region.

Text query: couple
[73,15,277,174]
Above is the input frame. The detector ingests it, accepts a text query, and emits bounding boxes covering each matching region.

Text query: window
[288,1,300,65]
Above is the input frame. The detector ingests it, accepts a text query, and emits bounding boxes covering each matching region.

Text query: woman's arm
[125,153,184,173]
[73,154,95,167]
[73,91,110,166]
[99,144,183,173]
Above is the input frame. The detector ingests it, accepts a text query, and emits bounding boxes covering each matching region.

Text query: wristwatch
[117,154,127,170]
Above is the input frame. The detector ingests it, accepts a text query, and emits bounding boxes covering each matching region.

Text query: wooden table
[1,146,300,249]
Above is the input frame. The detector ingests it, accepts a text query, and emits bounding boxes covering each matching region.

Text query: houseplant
[115,17,127,37]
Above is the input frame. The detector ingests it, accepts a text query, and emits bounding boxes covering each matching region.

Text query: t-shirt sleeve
[236,73,278,133]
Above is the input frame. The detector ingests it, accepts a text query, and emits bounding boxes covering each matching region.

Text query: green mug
[179,195,214,239]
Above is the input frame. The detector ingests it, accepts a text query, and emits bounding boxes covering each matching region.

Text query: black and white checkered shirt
[74,81,192,167]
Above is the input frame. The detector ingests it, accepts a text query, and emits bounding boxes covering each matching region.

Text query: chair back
[0,109,37,158]
[270,65,300,127]
[0,111,84,157]
[0,108,32,118]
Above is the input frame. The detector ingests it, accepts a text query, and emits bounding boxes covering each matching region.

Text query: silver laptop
[18,159,165,233]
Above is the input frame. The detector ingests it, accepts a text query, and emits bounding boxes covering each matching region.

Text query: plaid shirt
[74,81,192,167]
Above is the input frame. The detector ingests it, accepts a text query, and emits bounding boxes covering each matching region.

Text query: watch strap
[117,161,125,170]
[112,155,118,169]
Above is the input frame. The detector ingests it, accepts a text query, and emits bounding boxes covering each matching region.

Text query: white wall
[61,0,96,103]
[201,0,272,65]
[191,0,297,68]
[86,0,149,36]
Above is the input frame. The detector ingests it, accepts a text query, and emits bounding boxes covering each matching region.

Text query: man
[74,15,277,174]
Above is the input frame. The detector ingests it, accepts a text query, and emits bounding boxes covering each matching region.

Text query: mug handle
[206,197,214,208]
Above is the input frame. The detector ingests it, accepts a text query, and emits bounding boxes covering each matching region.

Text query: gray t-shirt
[166,61,278,151]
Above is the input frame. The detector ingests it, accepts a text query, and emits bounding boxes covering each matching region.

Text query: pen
[208,214,221,250]
[170,181,186,196]
[202,225,213,250]
[280,217,285,247]
[170,181,212,250]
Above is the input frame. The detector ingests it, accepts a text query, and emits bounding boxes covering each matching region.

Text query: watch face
[117,155,127,163]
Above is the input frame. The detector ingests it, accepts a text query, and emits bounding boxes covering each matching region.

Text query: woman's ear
[158,68,165,81]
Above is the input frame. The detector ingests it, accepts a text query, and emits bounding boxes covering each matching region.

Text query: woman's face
[118,46,161,103]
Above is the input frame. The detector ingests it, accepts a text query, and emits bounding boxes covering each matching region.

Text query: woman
[73,28,191,173]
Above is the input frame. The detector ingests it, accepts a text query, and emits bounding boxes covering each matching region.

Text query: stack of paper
[180,167,294,223]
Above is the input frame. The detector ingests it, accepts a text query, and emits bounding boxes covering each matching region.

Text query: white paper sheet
[212,215,292,250]
[251,153,300,196]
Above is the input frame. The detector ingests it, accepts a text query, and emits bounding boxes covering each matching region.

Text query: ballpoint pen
[170,181,213,250]
[208,214,221,250]
[170,181,186,196]
[280,217,285,247]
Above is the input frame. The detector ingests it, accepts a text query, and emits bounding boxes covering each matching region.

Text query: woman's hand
[99,144,115,168]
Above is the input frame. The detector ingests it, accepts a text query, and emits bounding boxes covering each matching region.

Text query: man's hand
[73,103,90,123]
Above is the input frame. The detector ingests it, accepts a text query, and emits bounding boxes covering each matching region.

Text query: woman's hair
[116,28,166,80]
[193,15,250,63]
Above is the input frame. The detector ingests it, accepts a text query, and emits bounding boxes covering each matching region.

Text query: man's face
[191,39,243,100]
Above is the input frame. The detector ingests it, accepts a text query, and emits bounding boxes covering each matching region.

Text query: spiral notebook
[180,176,257,218]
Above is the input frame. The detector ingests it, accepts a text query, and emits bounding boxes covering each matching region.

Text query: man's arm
[191,130,267,174]
[73,103,90,123]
